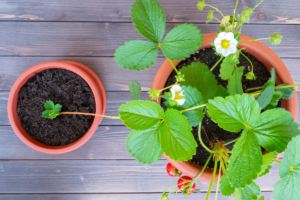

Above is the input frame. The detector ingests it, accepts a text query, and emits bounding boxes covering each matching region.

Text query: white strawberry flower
[214,32,238,57]
[170,85,185,105]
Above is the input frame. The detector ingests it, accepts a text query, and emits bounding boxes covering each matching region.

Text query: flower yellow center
[221,40,230,49]
[174,92,181,100]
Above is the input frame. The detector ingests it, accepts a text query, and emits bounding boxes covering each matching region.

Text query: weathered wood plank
[0,192,274,200]
[0,57,300,92]
[0,159,279,193]
[0,0,299,24]
[0,22,298,57]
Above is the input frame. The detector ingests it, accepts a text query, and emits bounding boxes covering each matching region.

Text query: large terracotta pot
[151,33,298,183]
[7,61,107,154]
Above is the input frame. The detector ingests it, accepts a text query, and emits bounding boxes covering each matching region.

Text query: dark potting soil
[17,68,96,146]
[161,47,280,169]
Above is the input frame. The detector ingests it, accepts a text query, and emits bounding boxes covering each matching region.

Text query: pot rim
[151,32,298,183]
[7,61,106,154]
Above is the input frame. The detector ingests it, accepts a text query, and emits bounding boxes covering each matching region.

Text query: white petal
[223,49,230,57]
[230,38,238,46]
[216,45,222,54]
[171,89,176,99]
[218,32,226,39]
[214,37,221,46]
[171,85,182,92]
[228,45,237,54]
[179,91,185,96]
[225,32,234,40]
[177,99,185,106]
[220,48,226,56]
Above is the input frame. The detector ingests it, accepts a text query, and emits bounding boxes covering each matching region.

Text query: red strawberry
[177,176,196,195]
[166,162,182,177]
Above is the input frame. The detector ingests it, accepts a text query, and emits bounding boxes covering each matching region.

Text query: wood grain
[0,0,299,24]
[0,159,280,193]
[0,23,298,57]
[1,57,300,92]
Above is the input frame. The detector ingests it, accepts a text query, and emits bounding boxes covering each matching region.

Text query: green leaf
[258,152,278,177]
[227,129,263,188]
[245,72,257,80]
[160,109,197,161]
[207,94,260,133]
[258,197,265,200]
[206,10,214,23]
[131,0,166,43]
[276,83,294,100]
[167,86,204,127]
[220,173,235,196]
[269,68,276,84]
[264,91,282,110]
[119,100,164,130]
[269,32,283,45]
[160,23,203,61]
[220,57,235,80]
[44,100,55,110]
[256,81,275,110]
[235,181,260,200]
[227,66,244,95]
[129,80,141,100]
[126,123,163,164]
[53,104,62,113]
[114,40,158,71]
[42,110,50,118]
[180,61,228,103]
[197,1,206,11]
[237,7,253,24]
[251,108,300,153]
[274,136,300,200]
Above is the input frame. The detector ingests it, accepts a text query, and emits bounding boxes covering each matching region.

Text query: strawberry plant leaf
[43,100,62,119]
[227,66,244,95]
[220,173,235,196]
[269,68,276,84]
[227,128,263,188]
[258,152,278,177]
[256,80,275,110]
[114,40,158,71]
[119,100,164,130]
[269,32,283,45]
[219,57,234,80]
[276,83,294,100]
[274,136,300,200]
[180,61,228,103]
[251,108,300,153]
[166,86,204,127]
[160,109,197,161]
[126,123,162,164]
[129,80,141,100]
[131,0,166,43]
[235,181,260,200]
[44,100,55,110]
[264,91,282,110]
[160,23,203,61]
[207,94,260,133]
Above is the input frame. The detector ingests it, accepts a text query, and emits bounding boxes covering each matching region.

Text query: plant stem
[232,0,238,32]
[245,86,263,92]
[168,59,179,74]
[190,153,213,186]
[213,17,222,23]
[224,138,239,146]
[206,158,218,200]
[275,84,300,89]
[240,38,270,43]
[160,82,178,91]
[59,112,120,119]
[240,51,254,73]
[210,56,224,71]
[180,103,207,113]
[206,5,225,18]
[215,163,222,200]
[198,122,215,154]
[274,160,281,164]
[253,0,264,10]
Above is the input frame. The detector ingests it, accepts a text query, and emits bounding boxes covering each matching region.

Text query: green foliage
[129,80,141,100]
[237,7,253,24]
[220,173,235,196]
[197,0,206,11]
[258,152,278,177]
[269,68,276,84]
[227,66,244,95]
[258,197,265,200]
[256,80,275,110]
[114,40,158,71]
[274,136,300,200]
[264,91,282,110]
[269,32,283,45]
[160,23,203,61]
[245,72,257,80]
[126,123,162,164]
[148,88,161,101]
[160,193,169,200]
[235,181,260,200]
[119,100,164,130]
[206,10,214,23]
[180,61,228,103]
[42,100,62,119]
[131,0,166,43]
[276,83,294,100]
[175,72,185,82]
[226,129,263,188]
[219,56,235,80]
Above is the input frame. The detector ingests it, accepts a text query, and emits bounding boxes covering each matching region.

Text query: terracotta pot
[7,61,107,154]
[151,33,298,183]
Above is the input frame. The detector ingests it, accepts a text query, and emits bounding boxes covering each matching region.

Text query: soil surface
[161,47,278,169]
[17,69,96,146]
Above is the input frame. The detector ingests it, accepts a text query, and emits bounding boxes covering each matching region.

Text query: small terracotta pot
[151,33,298,183]
[7,61,107,154]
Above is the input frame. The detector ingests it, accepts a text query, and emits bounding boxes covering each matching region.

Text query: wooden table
[0,0,299,199]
